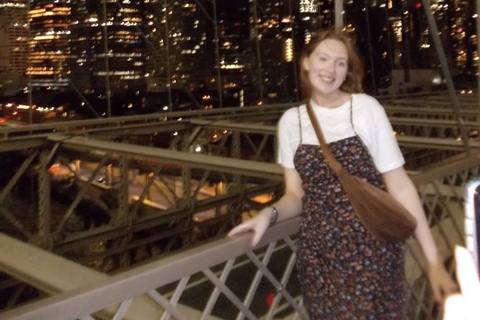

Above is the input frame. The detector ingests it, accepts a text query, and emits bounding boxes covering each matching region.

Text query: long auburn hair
[299,28,365,100]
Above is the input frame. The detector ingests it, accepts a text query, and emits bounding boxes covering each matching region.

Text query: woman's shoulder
[353,93,381,105]
[353,93,385,114]
[279,104,304,122]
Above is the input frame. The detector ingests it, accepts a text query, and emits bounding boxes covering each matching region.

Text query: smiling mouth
[319,75,335,83]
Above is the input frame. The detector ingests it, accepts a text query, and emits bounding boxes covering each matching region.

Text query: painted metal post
[422,0,470,154]
[477,0,480,98]
[102,0,112,117]
[335,0,344,30]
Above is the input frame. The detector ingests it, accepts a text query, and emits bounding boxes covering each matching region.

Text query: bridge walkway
[0,92,478,319]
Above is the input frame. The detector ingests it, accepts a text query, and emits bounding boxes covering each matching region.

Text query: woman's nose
[325,61,335,72]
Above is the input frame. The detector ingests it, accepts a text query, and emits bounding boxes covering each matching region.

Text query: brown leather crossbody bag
[306,99,417,241]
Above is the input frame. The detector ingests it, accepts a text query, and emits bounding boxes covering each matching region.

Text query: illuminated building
[384,0,476,85]
[344,0,392,92]
[214,0,250,106]
[143,1,213,94]
[448,0,477,80]
[0,1,29,94]
[70,0,145,95]
[28,0,71,88]
[298,0,320,42]
[316,0,334,29]
[141,0,168,93]
[249,0,300,103]
[216,1,249,80]
[300,0,317,13]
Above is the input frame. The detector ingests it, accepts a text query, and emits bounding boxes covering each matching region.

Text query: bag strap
[297,107,303,143]
[305,100,344,174]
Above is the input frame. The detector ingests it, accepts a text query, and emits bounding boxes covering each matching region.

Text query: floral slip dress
[294,107,407,319]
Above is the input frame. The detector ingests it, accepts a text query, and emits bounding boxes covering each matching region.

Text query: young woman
[228,28,457,318]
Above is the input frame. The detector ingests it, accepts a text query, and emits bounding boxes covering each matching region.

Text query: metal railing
[1,149,478,320]
[0,93,478,148]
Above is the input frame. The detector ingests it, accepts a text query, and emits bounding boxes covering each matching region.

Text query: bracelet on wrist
[269,206,279,226]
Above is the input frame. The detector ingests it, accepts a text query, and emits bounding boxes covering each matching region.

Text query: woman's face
[302,38,349,97]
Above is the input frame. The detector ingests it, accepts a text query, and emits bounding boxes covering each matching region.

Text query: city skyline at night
[0,0,478,112]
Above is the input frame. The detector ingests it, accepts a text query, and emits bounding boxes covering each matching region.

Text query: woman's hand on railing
[428,260,458,305]
[227,207,274,247]
[443,246,480,320]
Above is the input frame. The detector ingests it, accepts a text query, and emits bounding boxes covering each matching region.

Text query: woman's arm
[383,167,439,264]
[382,166,457,303]
[228,167,304,246]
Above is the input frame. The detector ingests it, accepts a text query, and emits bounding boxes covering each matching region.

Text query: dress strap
[349,96,358,136]
[298,106,303,143]
[349,96,370,152]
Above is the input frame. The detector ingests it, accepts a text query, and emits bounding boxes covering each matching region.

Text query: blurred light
[432,75,442,85]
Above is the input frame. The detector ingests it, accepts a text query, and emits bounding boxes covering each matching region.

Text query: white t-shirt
[277,93,405,173]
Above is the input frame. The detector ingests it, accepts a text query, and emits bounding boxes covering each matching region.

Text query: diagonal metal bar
[236,241,276,320]
[242,133,260,157]
[246,249,309,319]
[146,289,189,320]
[54,155,109,236]
[0,152,37,204]
[158,276,190,320]
[112,299,133,320]
[202,259,235,320]
[267,240,299,320]
[190,170,213,200]
[129,164,164,218]
[430,181,463,238]
[254,134,270,161]
[4,284,26,310]
[202,266,257,320]
[405,243,437,317]
[0,208,33,240]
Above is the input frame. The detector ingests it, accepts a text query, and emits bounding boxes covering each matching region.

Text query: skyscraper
[28,0,71,88]
[70,0,145,96]
[344,0,391,92]
[384,0,476,89]
[0,1,29,95]
[449,0,477,80]
[143,1,213,94]
[246,0,301,103]
[214,0,250,106]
